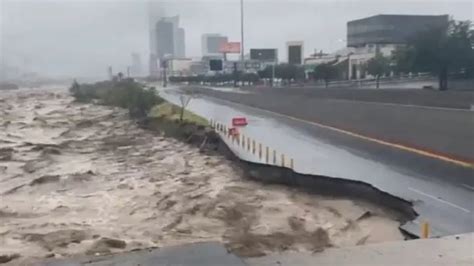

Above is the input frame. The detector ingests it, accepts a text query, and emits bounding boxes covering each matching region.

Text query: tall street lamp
[240,0,245,64]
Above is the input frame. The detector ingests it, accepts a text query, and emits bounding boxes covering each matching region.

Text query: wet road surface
[240,86,474,109]
[185,87,474,164]
[160,87,474,237]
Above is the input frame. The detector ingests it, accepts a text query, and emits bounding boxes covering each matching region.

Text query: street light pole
[240,0,244,64]
[272,61,276,87]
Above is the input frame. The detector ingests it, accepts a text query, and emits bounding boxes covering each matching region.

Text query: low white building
[167,58,193,76]
[304,44,400,80]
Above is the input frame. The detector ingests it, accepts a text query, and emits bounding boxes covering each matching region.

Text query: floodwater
[1,88,403,264]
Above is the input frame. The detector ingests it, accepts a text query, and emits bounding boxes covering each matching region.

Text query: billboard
[288,45,302,65]
[224,61,261,72]
[209,59,223,71]
[219,42,241,53]
[250,49,278,62]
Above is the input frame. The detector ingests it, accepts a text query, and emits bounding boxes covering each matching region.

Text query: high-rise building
[155,16,185,60]
[148,0,186,76]
[176,28,186,58]
[287,41,304,65]
[202,34,228,56]
[148,0,164,77]
[156,19,175,59]
[131,53,142,77]
[107,66,113,80]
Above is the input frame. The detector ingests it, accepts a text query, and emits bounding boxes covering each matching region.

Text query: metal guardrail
[209,119,295,170]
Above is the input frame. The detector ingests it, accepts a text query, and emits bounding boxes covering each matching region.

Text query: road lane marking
[408,187,471,213]
[208,97,474,169]
[324,98,472,112]
[462,184,474,191]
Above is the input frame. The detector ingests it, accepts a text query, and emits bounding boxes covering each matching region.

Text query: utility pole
[240,0,244,64]
[272,62,276,87]
[162,59,168,88]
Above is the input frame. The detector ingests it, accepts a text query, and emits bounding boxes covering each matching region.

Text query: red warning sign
[232,117,248,127]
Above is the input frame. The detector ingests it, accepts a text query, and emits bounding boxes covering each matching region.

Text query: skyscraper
[131,53,142,76]
[156,19,175,59]
[148,0,164,77]
[176,28,186,58]
[155,16,185,60]
[148,0,185,76]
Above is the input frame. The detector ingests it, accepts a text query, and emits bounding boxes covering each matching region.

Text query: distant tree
[313,63,338,88]
[393,20,474,90]
[258,66,273,80]
[273,64,304,84]
[240,73,260,85]
[391,46,416,74]
[69,79,80,94]
[366,53,391,89]
[117,72,124,81]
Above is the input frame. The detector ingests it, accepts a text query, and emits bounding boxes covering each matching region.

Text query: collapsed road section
[0,88,415,264]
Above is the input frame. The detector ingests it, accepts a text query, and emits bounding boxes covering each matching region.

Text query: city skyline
[1,0,472,78]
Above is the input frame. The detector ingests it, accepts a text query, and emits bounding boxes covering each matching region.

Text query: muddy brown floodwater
[0,89,404,264]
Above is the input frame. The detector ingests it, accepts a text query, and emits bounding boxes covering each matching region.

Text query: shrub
[69,79,163,119]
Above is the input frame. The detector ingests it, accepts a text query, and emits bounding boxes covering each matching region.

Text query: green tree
[366,53,391,89]
[273,64,305,84]
[313,63,338,88]
[393,20,473,90]
[117,72,124,81]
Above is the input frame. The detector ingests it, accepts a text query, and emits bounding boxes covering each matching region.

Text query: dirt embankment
[1,89,406,264]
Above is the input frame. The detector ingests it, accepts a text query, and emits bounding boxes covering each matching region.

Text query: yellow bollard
[281,154,286,167]
[258,143,262,159]
[273,150,277,164]
[290,158,294,169]
[252,140,256,154]
[421,222,430,239]
[265,146,269,163]
[247,137,251,151]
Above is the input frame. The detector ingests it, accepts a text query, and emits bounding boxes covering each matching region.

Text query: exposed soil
[0,89,404,264]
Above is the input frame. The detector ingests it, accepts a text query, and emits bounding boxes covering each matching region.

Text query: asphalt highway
[241,86,474,110]
[160,86,473,237]
[186,86,474,165]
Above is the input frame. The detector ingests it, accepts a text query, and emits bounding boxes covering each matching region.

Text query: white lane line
[461,184,474,191]
[408,187,471,213]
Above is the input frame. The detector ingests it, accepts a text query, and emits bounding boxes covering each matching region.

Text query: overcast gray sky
[1,0,472,78]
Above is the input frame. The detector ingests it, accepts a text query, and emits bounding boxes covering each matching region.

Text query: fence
[209,119,295,170]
